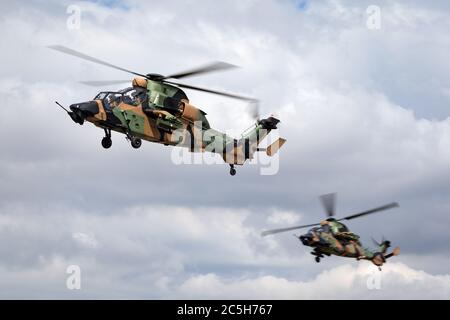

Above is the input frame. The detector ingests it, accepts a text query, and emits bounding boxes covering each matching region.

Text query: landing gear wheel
[101,137,112,149]
[229,165,236,176]
[315,256,321,263]
[131,137,142,149]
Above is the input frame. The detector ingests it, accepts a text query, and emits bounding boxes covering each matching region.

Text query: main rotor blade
[48,45,147,78]
[261,223,320,237]
[164,80,257,102]
[164,61,238,80]
[320,193,336,217]
[79,80,130,87]
[338,202,399,221]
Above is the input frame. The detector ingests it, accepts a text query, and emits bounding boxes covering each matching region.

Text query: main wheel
[315,256,321,263]
[101,137,112,149]
[131,137,142,149]
[230,168,236,176]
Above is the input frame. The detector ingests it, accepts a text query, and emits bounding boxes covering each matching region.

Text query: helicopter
[49,45,286,176]
[261,193,400,269]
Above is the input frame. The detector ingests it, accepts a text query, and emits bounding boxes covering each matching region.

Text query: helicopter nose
[299,235,312,245]
[69,101,99,117]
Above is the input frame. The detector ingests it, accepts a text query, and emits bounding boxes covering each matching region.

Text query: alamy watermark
[366,269,382,290]
[66,5,81,30]
[366,5,381,30]
[66,265,81,290]
[169,122,283,175]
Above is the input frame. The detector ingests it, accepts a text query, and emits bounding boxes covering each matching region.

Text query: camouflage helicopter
[261,193,400,269]
[49,45,286,176]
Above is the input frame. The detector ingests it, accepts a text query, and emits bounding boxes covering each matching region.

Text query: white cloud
[72,232,99,249]
[175,263,450,299]
[0,202,448,299]
[266,210,301,225]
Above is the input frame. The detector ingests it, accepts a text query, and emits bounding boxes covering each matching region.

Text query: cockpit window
[94,88,148,110]
[122,89,136,104]
[94,92,107,100]
[122,88,147,106]
[311,225,330,233]
[104,93,122,110]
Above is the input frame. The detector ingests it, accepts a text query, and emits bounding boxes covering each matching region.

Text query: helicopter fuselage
[298,223,394,266]
[67,82,281,170]
[260,194,400,267]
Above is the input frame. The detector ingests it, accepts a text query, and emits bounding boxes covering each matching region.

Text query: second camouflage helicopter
[262,193,400,269]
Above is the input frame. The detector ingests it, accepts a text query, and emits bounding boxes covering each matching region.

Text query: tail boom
[221,116,286,165]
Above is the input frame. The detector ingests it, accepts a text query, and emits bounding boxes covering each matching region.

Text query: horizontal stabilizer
[266,138,287,156]
[384,247,400,259]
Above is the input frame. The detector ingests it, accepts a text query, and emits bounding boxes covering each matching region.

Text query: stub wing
[384,246,400,259]
[266,138,287,156]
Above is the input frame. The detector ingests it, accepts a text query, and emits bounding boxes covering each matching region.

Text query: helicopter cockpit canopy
[309,225,331,234]
[94,87,147,110]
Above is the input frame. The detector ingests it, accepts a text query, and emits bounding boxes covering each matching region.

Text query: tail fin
[258,116,280,130]
[379,240,391,254]
[240,116,286,159]
[222,116,286,165]
[371,240,399,267]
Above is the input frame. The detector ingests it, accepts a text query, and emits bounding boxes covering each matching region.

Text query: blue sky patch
[84,0,131,10]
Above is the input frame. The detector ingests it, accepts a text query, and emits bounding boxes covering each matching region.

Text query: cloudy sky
[1,0,450,299]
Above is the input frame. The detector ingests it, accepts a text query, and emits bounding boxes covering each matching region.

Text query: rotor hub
[145,73,165,81]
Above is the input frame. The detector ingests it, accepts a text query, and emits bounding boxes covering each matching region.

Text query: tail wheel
[315,256,321,263]
[101,137,112,149]
[229,165,236,176]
